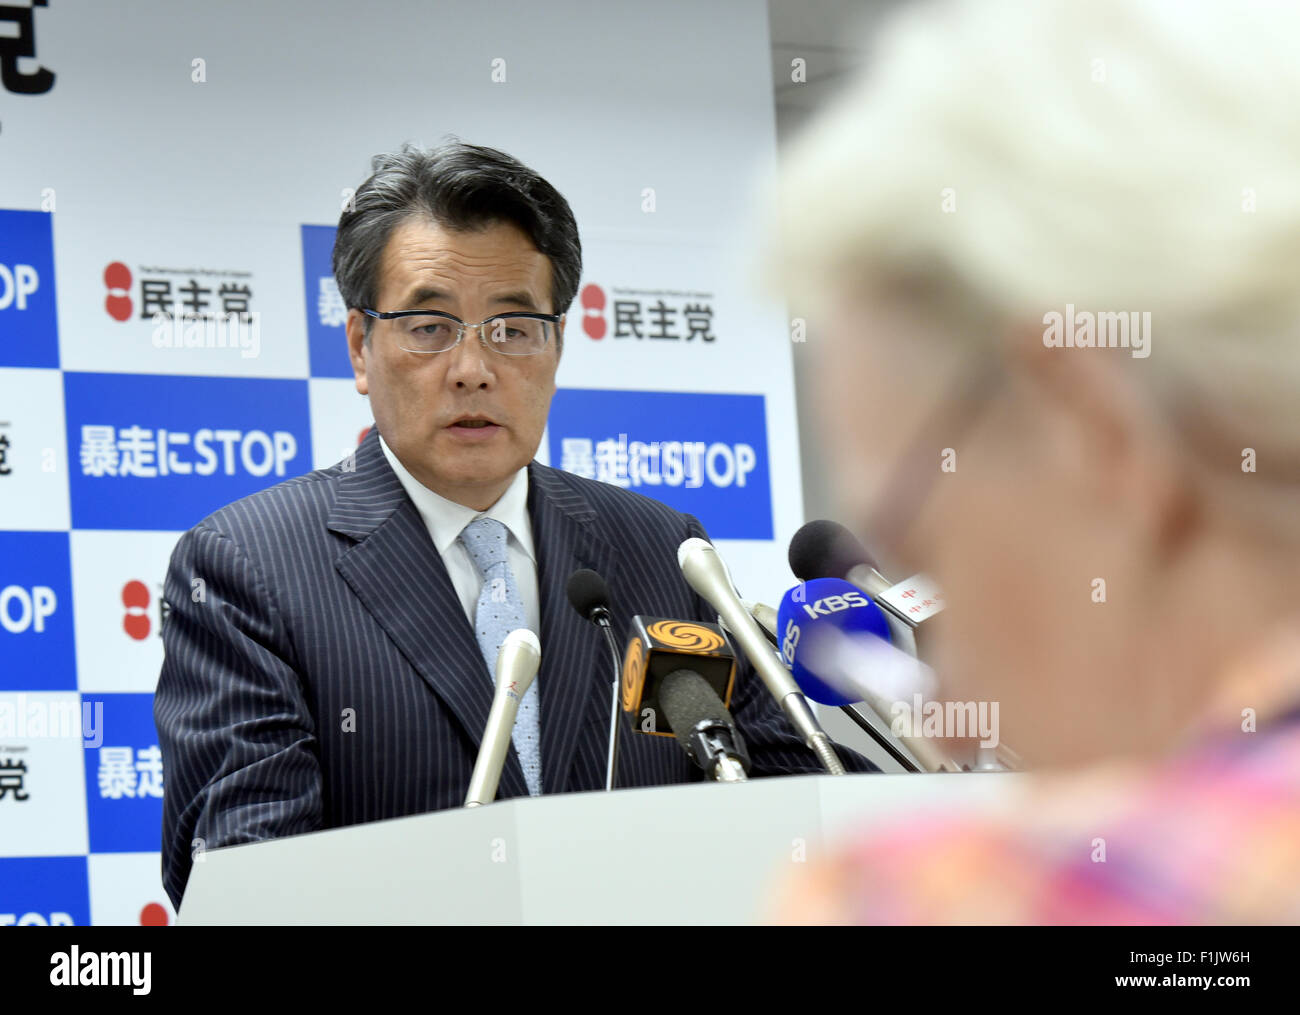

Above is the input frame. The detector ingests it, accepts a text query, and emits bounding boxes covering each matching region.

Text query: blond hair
[772,0,1300,459]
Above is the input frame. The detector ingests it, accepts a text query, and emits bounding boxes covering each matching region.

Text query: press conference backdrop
[0,1,806,925]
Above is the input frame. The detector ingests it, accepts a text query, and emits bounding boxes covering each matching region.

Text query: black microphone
[788,519,945,658]
[788,519,882,586]
[658,669,750,782]
[566,568,626,791]
[620,615,738,737]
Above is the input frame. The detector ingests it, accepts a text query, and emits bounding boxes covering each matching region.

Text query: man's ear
[346,308,369,395]
[1002,321,1199,558]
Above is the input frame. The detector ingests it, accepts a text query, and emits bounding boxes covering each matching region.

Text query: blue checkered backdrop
[0,0,804,925]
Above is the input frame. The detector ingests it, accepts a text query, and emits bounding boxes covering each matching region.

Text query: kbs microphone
[677,537,847,776]
[778,578,940,773]
[788,522,1020,771]
[780,603,956,769]
[788,519,944,658]
[621,616,737,735]
[777,578,895,706]
[465,628,542,807]
[566,568,625,792]
[658,669,750,782]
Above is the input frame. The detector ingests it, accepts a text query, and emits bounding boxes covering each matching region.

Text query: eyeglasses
[361,309,563,356]
[860,354,1005,564]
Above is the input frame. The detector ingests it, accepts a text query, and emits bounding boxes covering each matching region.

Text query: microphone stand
[837,704,923,773]
[590,605,626,791]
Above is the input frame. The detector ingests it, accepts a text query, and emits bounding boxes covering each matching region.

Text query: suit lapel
[327,428,529,798]
[528,462,620,794]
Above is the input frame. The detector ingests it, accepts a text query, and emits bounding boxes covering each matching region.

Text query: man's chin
[427,447,529,491]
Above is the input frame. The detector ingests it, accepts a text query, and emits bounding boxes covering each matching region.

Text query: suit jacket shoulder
[527,459,704,548]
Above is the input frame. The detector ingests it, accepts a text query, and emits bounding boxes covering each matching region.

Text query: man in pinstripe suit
[154,141,876,911]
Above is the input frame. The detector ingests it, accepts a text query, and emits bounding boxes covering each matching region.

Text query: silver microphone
[718,600,779,647]
[744,600,779,639]
[677,537,846,776]
[464,628,542,807]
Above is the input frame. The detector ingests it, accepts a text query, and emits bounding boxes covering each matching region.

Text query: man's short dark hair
[332,139,582,349]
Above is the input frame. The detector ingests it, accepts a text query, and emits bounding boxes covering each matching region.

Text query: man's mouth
[447,416,502,432]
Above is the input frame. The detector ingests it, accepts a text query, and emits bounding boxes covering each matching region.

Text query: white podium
[179,772,1025,925]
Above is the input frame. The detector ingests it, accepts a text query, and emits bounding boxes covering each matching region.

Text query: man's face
[347,215,563,510]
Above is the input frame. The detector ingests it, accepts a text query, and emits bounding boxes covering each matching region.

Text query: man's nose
[444,326,495,389]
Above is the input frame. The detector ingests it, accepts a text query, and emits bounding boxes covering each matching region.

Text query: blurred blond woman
[769,0,1300,924]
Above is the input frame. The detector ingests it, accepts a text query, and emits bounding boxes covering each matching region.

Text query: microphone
[787,619,958,773]
[746,601,778,639]
[465,628,542,807]
[776,578,894,706]
[677,537,847,776]
[788,522,1020,771]
[658,668,750,782]
[788,519,887,595]
[566,568,626,791]
[778,578,945,773]
[788,520,944,658]
[621,616,737,736]
[719,599,779,647]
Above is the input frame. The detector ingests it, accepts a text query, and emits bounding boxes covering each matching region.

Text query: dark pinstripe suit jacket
[154,426,875,910]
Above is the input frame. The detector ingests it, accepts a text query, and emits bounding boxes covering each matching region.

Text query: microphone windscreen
[787,519,875,582]
[566,568,611,621]
[658,668,738,746]
[777,577,892,705]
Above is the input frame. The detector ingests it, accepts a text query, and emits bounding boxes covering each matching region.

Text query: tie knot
[459,516,509,576]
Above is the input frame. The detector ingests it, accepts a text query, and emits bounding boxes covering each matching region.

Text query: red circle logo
[580,283,606,340]
[122,579,151,641]
[104,261,133,322]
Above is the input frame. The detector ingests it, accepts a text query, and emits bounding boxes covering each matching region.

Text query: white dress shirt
[378,435,540,637]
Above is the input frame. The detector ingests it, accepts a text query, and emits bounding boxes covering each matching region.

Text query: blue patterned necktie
[458,516,542,796]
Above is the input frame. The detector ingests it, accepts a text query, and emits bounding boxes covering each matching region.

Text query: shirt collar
[378,433,535,562]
